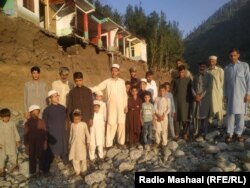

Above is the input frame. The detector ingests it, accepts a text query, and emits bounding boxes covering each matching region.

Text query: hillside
[0,12,171,113]
[184,0,250,70]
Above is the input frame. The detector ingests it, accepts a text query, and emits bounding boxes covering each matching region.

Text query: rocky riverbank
[1,115,250,188]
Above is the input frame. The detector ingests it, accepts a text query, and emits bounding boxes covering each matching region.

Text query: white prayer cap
[209,55,217,60]
[95,91,103,96]
[111,64,120,70]
[48,90,58,97]
[93,100,101,106]
[29,105,40,112]
[141,78,147,83]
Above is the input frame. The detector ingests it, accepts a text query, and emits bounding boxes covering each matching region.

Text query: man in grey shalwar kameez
[192,62,213,138]
[224,49,250,143]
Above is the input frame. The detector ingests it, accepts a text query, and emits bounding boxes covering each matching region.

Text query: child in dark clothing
[24,105,47,177]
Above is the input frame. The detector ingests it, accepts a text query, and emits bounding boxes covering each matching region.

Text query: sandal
[225,136,232,144]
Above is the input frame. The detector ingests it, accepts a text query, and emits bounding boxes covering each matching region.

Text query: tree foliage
[92,0,184,70]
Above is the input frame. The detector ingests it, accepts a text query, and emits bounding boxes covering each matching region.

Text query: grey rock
[106,148,120,159]
[119,162,134,172]
[99,162,112,170]
[229,142,244,152]
[217,161,236,172]
[209,167,223,172]
[244,138,250,150]
[215,152,229,162]
[163,148,172,158]
[129,149,143,161]
[217,142,229,151]
[3,182,11,187]
[167,141,178,151]
[240,151,250,163]
[243,163,250,171]
[19,161,29,178]
[205,145,220,154]
[114,153,129,161]
[205,131,220,140]
[85,170,106,186]
[175,149,185,157]
[98,181,107,188]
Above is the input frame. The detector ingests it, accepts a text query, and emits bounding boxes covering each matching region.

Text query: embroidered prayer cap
[95,91,103,96]
[73,109,82,115]
[48,89,58,97]
[209,55,217,60]
[29,105,40,112]
[140,78,147,83]
[111,64,120,70]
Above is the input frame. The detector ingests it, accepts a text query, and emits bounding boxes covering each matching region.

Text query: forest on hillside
[184,0,250,70]
[89,0,184,70]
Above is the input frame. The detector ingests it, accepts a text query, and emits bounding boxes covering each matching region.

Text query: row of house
[1,0,147,62]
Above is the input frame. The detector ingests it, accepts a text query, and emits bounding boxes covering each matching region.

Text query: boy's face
[130,71,136,78]
[73,116,81,123]
[141,82,147,90]
[159,88,166,97]
[126,84,131,93]
[51,93,60,104]
[31,109,40,117]
[165,85,170,92]
[179,70,185,78]
[31,71,40,80]
[74,78,83,87]
[144,95,151,102]
[111,68,119,78]
[95,95,103,101]
[130,88,138,96]
[94,105,100,112]
[2,116,10,122]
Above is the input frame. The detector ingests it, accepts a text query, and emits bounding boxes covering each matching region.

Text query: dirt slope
[0,12,170,113]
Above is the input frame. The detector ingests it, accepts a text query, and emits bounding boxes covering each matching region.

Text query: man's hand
[244,95,250,103]
[224,96,228,103]
[89,119,93,127]
[124,107,128,114]
[24,112,30,120]
[16,141,20,147]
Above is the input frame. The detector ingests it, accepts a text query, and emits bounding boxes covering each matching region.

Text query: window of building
[23,0,34,12]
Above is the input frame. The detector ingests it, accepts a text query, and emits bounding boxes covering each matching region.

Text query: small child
[126,86,142,147]
[0,108,20,175]
[154,85,170,147]
[94,91,107,124]
[141,92,154,149]
[69,109,90,176]
[89,100,105,162]
[24,105,47,177]
[164,82,177,140]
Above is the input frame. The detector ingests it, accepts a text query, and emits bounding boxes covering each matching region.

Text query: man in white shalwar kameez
[89,100,105,161]
[224,49,250,143]
[145,71,158,102]
[208,56,224,127]
[91,64,127,148]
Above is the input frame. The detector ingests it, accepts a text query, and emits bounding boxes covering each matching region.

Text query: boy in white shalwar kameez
[69,109,90,176]
[154,85,170,146]
[89,100,105,161]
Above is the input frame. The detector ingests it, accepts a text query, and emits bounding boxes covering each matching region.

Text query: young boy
[67,72,93,126]
[126,86,142,147]
[43,90,68,171]
[69,109,90,176]
[24,105,47,177]
[0,108,20,175]
[94,91,107,124]
[154,85,170,147]
[141,92,154,149]
[89,100,105,162]
[139,78,152,103]
[164,82,177,140]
